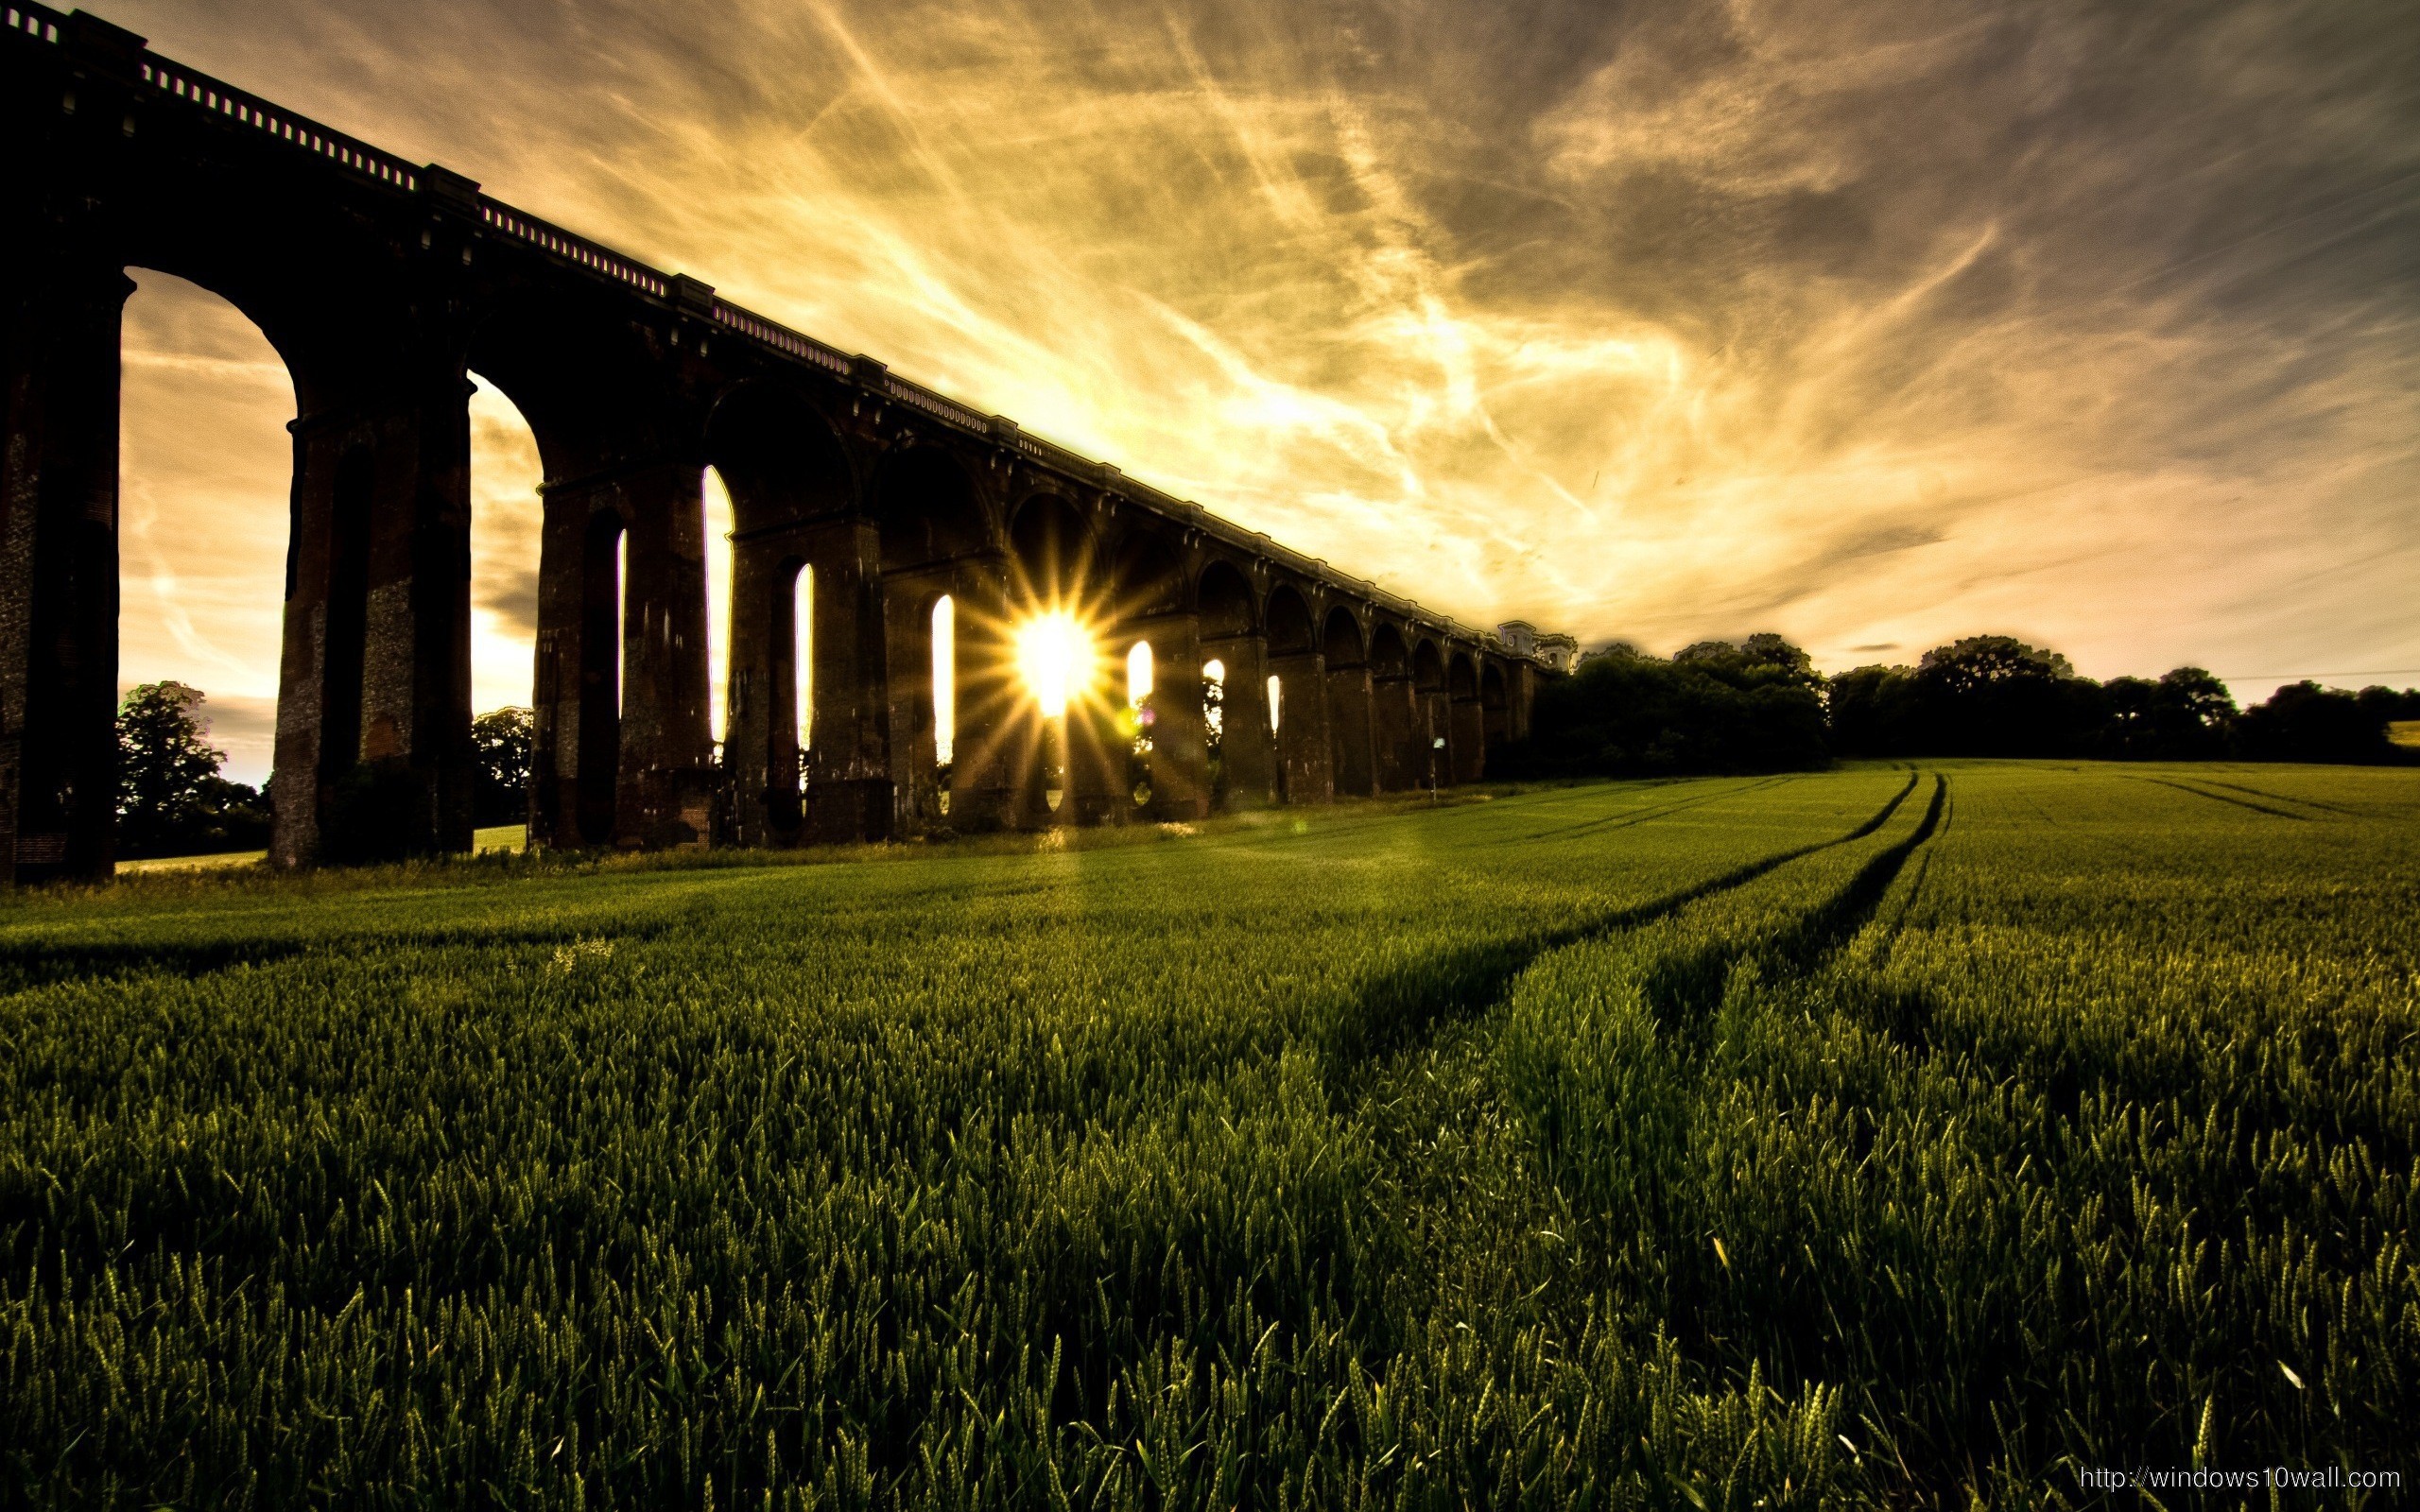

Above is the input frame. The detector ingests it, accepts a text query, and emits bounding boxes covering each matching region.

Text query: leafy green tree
[471,707,534,827]
[115,681,269,857]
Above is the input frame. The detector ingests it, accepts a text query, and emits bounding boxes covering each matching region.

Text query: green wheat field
[3,763,2414,1507]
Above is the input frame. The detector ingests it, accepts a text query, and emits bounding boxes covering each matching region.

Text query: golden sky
[107,0,2419,782]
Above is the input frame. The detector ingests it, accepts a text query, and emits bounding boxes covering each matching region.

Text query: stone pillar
[1135,611,1210,820]
[882,566,952,836]
[718,524,794,848]
[0,263,130,883]
[1326,660,1376,798]
[800,517,892,844]
[1063,681,1127,826]
[1204,631,1274,809]
[1420,688,1452,792]
[1371,669,1417,792]
[1452,693,1486,784]
[1268,651,1332,803]
[616,461,714,848]
[271,358,475,866]
[531,478,618,849]
[532,459,707,850]
[1509,662,1539,742]
[944,557,1024,831]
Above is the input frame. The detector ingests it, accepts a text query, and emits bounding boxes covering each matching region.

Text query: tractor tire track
[2127,774,2308,819]
[2187,776,2356,816]
[1321,773,1920,1079]
[1643,775,1946,1042]
[1515,774,1803,845]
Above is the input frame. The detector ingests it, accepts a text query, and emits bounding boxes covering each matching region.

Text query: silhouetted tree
[2101,666,2237,759]
[471,707,534,827]
[1830,638,2103,758]
[2235,681,2406,765]
[2355,684,2420,735]
[1497,634,1826,777]
[1911,636,2105,756]
[1826,664,1924,757]
[115,681,270,857]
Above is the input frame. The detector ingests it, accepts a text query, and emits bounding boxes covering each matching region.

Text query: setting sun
[1012,610,1095,718]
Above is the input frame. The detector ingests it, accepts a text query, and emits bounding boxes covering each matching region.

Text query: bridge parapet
[478,200,668,298]
[10,0,430,195]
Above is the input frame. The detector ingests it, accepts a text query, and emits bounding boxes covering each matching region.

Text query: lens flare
[1013,610,1093,718]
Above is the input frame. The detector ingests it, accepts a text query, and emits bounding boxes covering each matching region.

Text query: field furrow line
[2124,774,2308,819]
[1321,773,1922,1075]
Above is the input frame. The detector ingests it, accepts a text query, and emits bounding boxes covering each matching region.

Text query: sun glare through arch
[1013,610,1094,719]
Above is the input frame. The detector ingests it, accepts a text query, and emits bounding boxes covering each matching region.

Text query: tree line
[110,647,2419,857]
[1496,634,2420,778]
[112,684,534,860]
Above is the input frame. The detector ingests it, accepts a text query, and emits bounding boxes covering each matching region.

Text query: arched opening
[1481,662,1511,747]
[1010,493,1098,614]
[1449,651,1483,785]
[1202,659,1226,738]
[109,270,292,858]
[1257,583,1318,805]
[1011,495,1101,825]
[702,468,736,748]
[1370,624,1409,680]
[1202,656,1227,800]
[933,596,957,763]
[1199,562,1255,640]
[1268,587,1316,658]
[464,373,546,846]
[708,384,854,523]
[1411,639,1448,791]
[616,532,631,716]
[1127,639,1155,707]
[932,593,956,812]
[1322,607,1366,669]
[1126,637,1155,806]
[700,384,855,844]
[875,448,986,572]
[1449,653,1478,702]
[794,565,815,753]
[1111,533,1185,625]
[767,557,812,832]
[1322,607,1374,797]
[873,450,981,830]
[1191,561,1260,810]
[460,303,675,855]
[1368,624,1413,792]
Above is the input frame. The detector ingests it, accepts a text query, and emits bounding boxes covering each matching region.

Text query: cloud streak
[106,0,2419,783]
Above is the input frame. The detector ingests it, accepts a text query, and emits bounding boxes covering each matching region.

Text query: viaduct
[1,5,1567,883]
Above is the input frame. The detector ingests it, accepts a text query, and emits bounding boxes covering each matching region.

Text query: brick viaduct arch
[0,7,1559,880]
